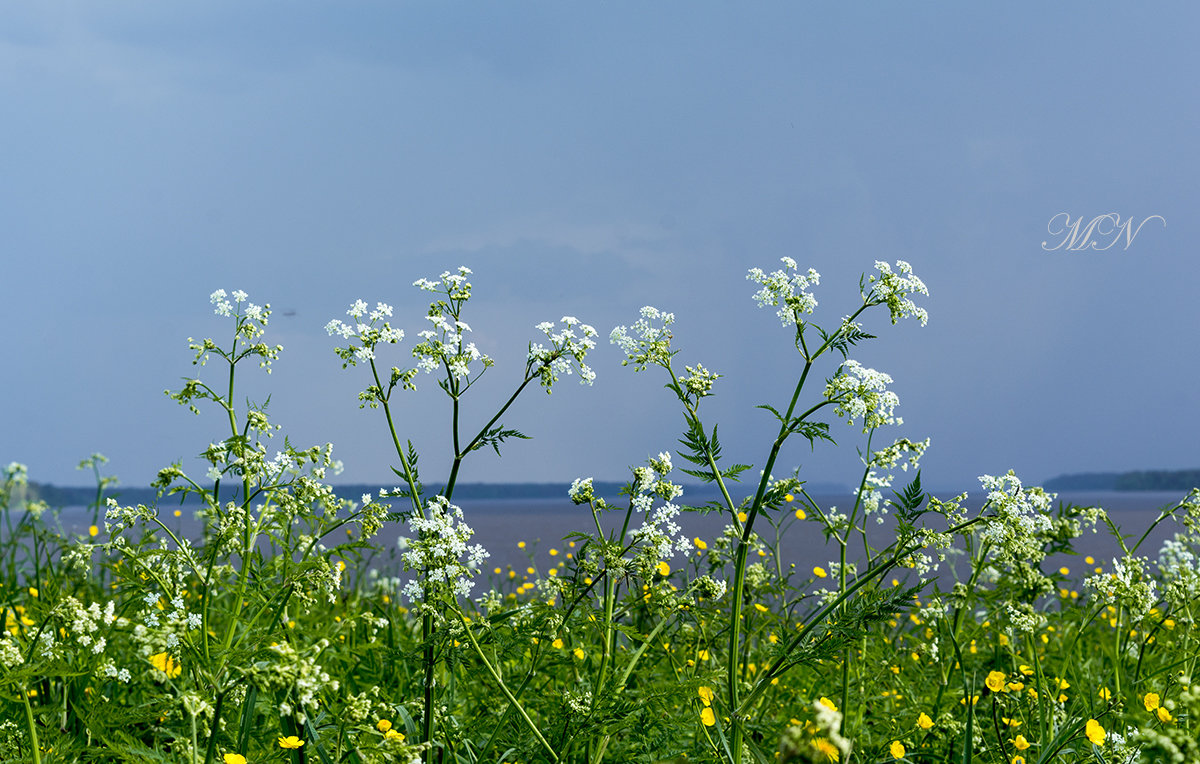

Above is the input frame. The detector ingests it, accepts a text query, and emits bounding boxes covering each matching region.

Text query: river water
[30,490,1194,588]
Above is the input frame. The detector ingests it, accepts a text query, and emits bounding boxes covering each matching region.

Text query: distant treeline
[1044,470,1200,492]
[21,479,850,508]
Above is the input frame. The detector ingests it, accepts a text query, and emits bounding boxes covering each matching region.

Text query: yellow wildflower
[1012,735,1030,750]
[149,652,182,679]
[916,712,933,730]
[890,740,905,759]
[1143,693,1160,712]
[278,736,304,749]
[986,671,1007,693]
[377,719,392,732]
[223,755,247,764]
[1085,719,1105,746]
[812,738,840,762]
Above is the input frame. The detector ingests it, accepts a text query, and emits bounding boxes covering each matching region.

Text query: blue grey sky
[3,3,1196,494]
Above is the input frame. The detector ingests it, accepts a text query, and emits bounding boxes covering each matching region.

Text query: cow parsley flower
[746,258,821,327]
[978,471,1055,566]
[825,360,901,432]
[610,306,674,371]
[327,298,405,371]
[866,260,929,326]
[529,316,598,392]
[401,496,489,602]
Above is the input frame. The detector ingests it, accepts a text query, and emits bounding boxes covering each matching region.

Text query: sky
[2,2,1197,496]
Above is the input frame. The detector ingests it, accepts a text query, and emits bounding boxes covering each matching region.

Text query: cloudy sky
[3,2,1196,495]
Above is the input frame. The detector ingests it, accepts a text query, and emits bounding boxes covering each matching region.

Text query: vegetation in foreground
[2,262,1197,764]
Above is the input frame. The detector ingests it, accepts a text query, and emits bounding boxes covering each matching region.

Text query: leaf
[888,472,925,522]
[756,403,785,422]
[789,419,835,448]
[468,425,531,457]
[824,322,877,360]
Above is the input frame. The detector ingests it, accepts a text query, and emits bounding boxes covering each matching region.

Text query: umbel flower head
[400,496,490,602]
[865,260,929,326]
[610,306,675,371]
[746,257,821,327]
[528,316,599,392]
[824,360,901,432]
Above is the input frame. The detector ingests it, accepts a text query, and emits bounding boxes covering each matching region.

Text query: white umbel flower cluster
[401,496,489,602]
[610,306,675,371]
[528,316,598,392]
[978,471,1054,565]
[325,299,405,368]
[867,260,929,326]
[746,257,821,327]
[824,360,901,432]
[629,452,690,561]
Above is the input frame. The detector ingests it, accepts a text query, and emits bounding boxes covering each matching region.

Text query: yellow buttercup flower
[278,736,304,749]
[223,755,247,764]
[1156,707,1173,723]
[1012,734,1030,750]
[384,729,406,742]
[698,686,714,706]
[149,652,182,679]
[813,566,827,578]
[700,706,716,726]
[376,719,392,732]
[916,712,933,730]
[1143,692,1160,712]
[1085,719,1105,746]
[985,671,1007,693]
[889,740,905,759]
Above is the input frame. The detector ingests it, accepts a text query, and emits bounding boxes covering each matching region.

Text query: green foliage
[1,265,1197,764]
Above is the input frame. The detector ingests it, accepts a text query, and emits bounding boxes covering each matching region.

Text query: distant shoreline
[16,480,854,508]
[1042,469,1200,492]
[12,477,1198,512]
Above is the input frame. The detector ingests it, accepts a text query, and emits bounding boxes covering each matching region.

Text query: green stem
[457,610,560,762]
[22,689,41,764]
[736,516,984,717]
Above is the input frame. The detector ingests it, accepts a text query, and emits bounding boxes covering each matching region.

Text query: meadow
[1,261,1197,764]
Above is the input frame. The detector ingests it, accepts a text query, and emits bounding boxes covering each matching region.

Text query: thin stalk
[736,516,984,717]
[457,610,560,762]
[728,359,814,761]
[22,689,40,764]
